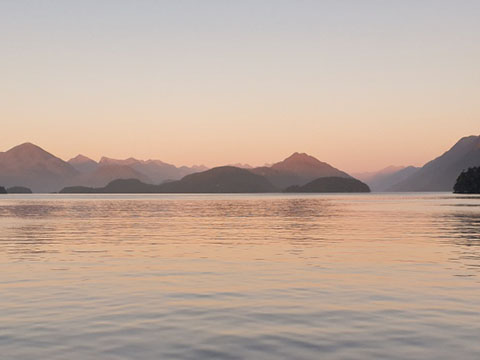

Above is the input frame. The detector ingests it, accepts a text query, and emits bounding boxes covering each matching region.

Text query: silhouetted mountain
[158,166,276,193]
[68,155,98,173]
[389,136,480,191]
[67,155,206,188]
[59,185,95,193]
[13,139,480,194]
[454,167,480,194]
[61,166,277,193]
[7,186,33,194]
[252,152,351,189]
[0,143,208,192]
[0,143,78,192]
[0,186,6,194]
[99,157,206,184]
[102,178,158,193]
[355,166,419,191]
[74,163,152,188]
[285,177,370,193]
[66,154,352,193]
[229,163,253,169]
[61,178,158,193]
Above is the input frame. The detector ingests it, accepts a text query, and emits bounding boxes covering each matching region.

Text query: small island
[285,176,370,193]
[7,186,33,194]
[60,168,375,194]
[0,186,7,194]
[61,166,277,193]
[453,167,480,194]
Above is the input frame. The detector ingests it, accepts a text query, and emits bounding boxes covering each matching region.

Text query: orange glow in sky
[1,1,479,172]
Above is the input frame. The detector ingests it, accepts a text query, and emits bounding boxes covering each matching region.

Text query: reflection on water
[1,193,480,360]
[437,209,480,273]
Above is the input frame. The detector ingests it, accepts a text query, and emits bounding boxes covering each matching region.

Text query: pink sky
[1,1,479,172]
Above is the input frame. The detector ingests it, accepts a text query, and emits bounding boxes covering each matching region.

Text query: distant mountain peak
[251,152,351,189]
[0,142,78,192]
[228,163,253,169]
[284,152,316,161]
[277,152,330,168]
[4,142,68,165]
[99,156,144,166]
[99,156,117,164]
[12,142,38,149]
[389,135,480,191]
[69,154,97,164]
[7,142,51,156]
[272,152,343,172]
[379,165,407,173]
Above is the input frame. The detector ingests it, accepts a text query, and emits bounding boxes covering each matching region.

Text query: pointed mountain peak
[265,151,351,181]
[99,156,115,164]
[280,152,323,165]
[0,142,78,192]
[287,152,308,158]
[69,154,97,164]
[380,165,406,173]
[5,142,59,161]
[99,156,140,165]
[68,154,98,174]
[145,159,169,166]
[8,142,47,153]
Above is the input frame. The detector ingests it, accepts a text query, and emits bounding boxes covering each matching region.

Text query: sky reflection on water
[1,193,479,359]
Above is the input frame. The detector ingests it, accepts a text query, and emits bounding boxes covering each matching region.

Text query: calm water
[1,193,479,360]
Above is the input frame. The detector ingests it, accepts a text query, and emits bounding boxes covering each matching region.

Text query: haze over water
[1,193,479,359]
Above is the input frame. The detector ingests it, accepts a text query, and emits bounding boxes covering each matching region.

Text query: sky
[1,0,479,172]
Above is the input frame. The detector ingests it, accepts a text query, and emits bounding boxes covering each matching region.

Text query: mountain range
[67,154,208,187]
[0,143,206,192]
[61,154,359,193]
[1,135,479,193]
[0,143,358,193]
[61,167,278,193]
[388,135,480,191]
[355,135,480,192]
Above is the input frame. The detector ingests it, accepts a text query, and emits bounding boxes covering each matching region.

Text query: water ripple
[1,193,480,359]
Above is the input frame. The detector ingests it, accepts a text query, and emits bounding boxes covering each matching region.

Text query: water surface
[1,193,479,359]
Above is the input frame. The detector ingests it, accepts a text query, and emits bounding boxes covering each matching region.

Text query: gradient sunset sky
[1,0,479,172]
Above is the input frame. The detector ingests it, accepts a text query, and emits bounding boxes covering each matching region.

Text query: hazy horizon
[1,0,479,172]
[3,3,480,359]
[2,137,477,174]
